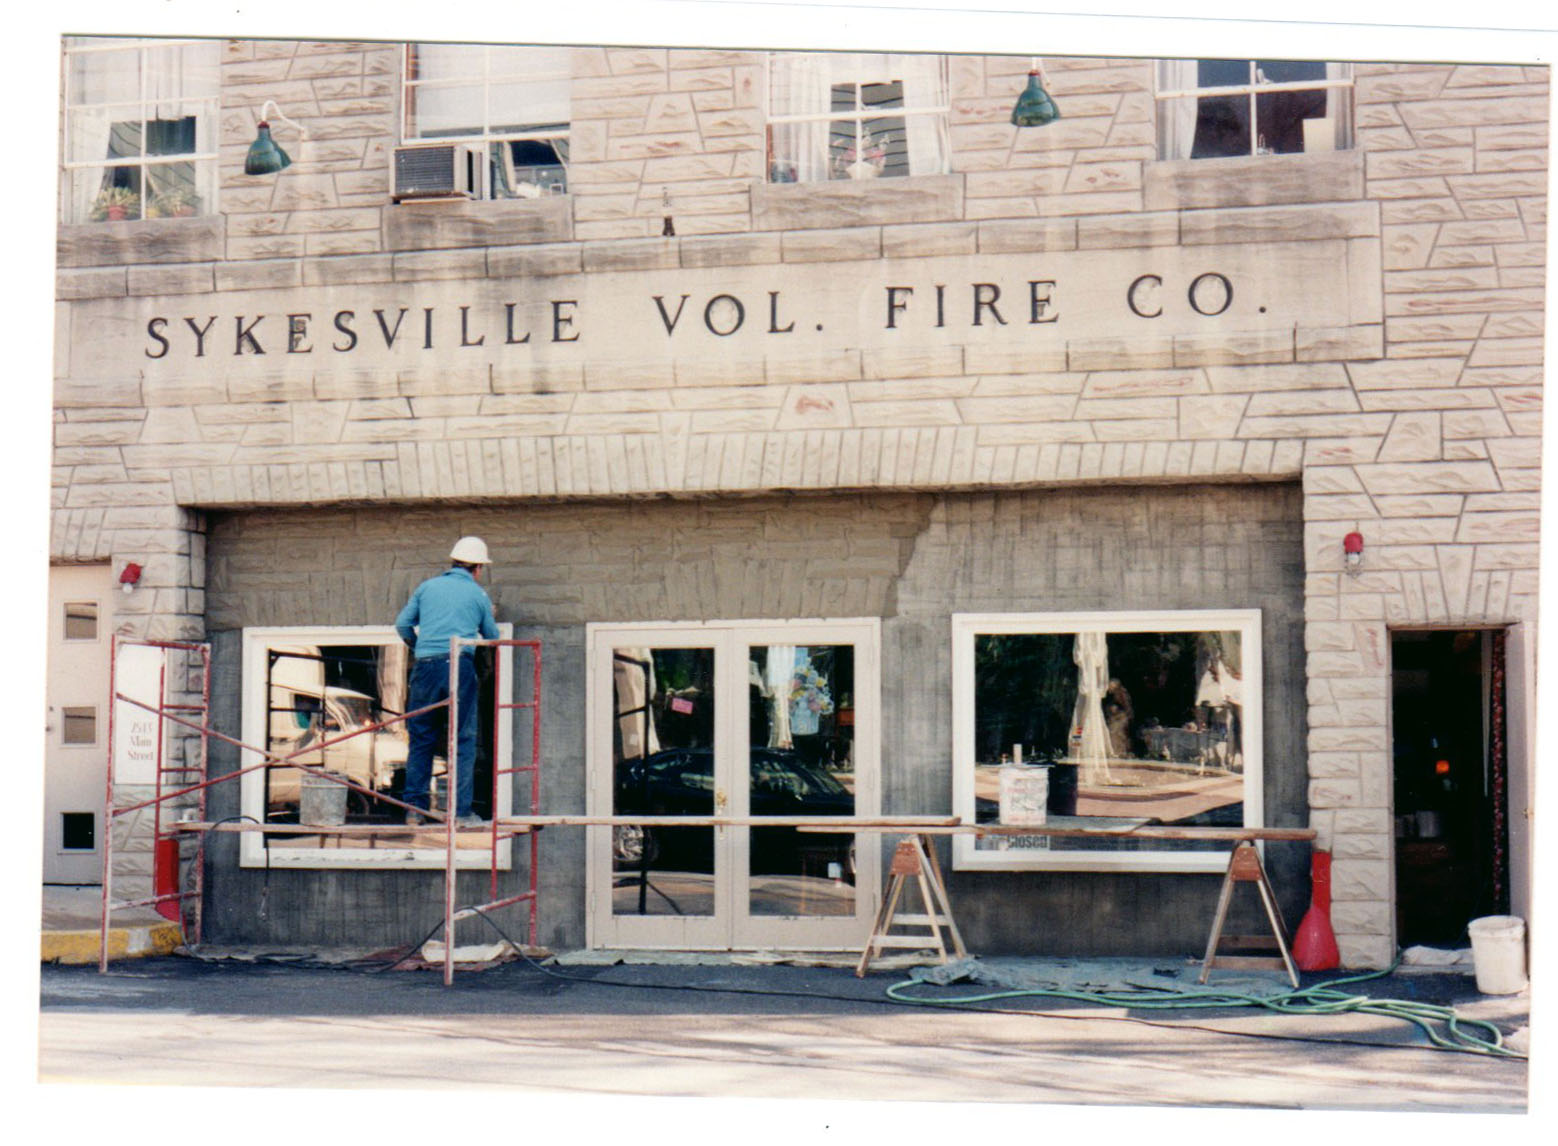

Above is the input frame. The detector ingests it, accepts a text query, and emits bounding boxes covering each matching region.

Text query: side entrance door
[587,619,880,950]
[44,564,114,884]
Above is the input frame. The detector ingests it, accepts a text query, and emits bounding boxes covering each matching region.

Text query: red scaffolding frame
[99,635,543,985]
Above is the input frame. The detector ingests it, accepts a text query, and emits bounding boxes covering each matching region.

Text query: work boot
[454,813,488,829]
[405,809,426,827]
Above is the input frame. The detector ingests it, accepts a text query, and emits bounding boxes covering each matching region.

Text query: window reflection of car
[266,684,410,810]
[613,748,854,880]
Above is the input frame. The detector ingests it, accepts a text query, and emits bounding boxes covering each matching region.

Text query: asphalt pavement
[36,946,1532,1122]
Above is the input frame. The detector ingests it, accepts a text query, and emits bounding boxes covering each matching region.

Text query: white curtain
[144,42,213,120]
[408,44,487,136]
[898,53,949,176]
[1157,59,1200,161]
[71,111,117,223]
[768,53,834,182]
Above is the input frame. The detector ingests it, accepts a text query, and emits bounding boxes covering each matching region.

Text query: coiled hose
[884,964,1525,1058]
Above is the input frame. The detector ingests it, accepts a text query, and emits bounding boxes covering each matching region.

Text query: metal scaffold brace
[99,635,545,986]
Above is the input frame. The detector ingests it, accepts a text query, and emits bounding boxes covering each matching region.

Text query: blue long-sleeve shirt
[395,567,499,658]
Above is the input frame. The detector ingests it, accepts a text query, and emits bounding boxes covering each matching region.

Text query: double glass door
[588,620,879,950]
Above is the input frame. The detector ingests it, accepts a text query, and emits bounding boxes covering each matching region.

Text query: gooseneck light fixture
[1010,57,1060,127]
[245,100,308,175]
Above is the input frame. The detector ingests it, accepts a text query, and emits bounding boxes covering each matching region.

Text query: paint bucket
[299,770,348,826]
[1467,915,1527,995]
[999,764,1049,827]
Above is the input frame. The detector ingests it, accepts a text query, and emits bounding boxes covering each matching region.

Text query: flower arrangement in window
[89,186,141,222]
[837,130,887,180]
[148,186,202,218]
[788,662,835,735]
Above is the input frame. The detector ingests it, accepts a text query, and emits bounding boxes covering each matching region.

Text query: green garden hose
[884,964,1525,1058]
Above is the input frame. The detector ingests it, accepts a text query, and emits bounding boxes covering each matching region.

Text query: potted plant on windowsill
[90,186,141,222]
[148,186,201,218]
[839,132,887,180]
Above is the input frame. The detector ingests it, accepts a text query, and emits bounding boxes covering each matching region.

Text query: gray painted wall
[204,482,1304,953]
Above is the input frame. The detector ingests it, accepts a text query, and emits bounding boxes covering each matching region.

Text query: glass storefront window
[747,644,855,917]
[611,645,718,917]
[952,610,1264,872]
[238,627,512,869]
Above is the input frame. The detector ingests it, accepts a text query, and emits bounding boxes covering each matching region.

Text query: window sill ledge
[752,173,963,231]
[1144,151,1363,211]
[56,214,225,268]
[385,194,573,251]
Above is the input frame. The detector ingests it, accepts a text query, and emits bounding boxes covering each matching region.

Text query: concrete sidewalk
[39,884,183,965]
[39,950,1531,1111]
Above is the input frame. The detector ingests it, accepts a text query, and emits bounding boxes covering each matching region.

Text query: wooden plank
[174,822,532,836]
[799,823,1316,841]
[176,815,1311,841]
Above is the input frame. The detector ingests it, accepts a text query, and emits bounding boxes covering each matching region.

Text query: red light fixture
[119,562,143,593]
[1343,531,1364,576]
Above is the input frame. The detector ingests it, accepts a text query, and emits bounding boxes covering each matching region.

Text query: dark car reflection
[614,747,855,881]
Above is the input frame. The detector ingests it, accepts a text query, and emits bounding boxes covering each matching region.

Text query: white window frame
[238,625,514,870]
[585,617,883,951]
[765,51,951,184]
[1155,59,1353,160]
[952,609,1264,873]
[401,43,572,199]
[60,36,220,224]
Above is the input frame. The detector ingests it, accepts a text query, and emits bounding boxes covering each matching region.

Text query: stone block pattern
[53,46,1548,968]
[220,39,402,260]
[1307,60,1547,970]
[212,44,1164,252]
[201,485,1306,955]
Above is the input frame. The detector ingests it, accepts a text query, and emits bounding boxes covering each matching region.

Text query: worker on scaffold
[395,536,499,827]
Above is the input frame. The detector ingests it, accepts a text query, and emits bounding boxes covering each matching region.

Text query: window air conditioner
[392,143,482,202]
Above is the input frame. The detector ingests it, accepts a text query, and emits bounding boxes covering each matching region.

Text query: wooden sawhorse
[1199,839,1300,988]
[856,833,966,977]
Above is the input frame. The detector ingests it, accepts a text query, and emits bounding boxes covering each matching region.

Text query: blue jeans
[402,654,479,817]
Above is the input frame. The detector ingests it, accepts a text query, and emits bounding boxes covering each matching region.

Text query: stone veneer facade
[53,41,1546,967]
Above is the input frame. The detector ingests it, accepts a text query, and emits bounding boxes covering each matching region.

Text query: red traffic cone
[1293,847,1341,971]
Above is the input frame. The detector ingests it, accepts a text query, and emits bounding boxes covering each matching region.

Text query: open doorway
[1390,629,1509,948]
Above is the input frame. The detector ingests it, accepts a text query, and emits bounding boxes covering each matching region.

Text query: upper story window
[1156,59,1353,160]
[402,43,571,199]
[61,37,220,225]
[766,52,950,184]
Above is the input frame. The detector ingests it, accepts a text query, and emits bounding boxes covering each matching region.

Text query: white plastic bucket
[999,764,1049,827]
[1467,915,1527,995]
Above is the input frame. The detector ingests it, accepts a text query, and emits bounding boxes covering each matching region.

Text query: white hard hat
[449,536,491,565]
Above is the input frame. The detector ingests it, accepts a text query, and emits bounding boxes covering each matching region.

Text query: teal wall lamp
[244,100,308,175]
[1011,58,1060,127]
